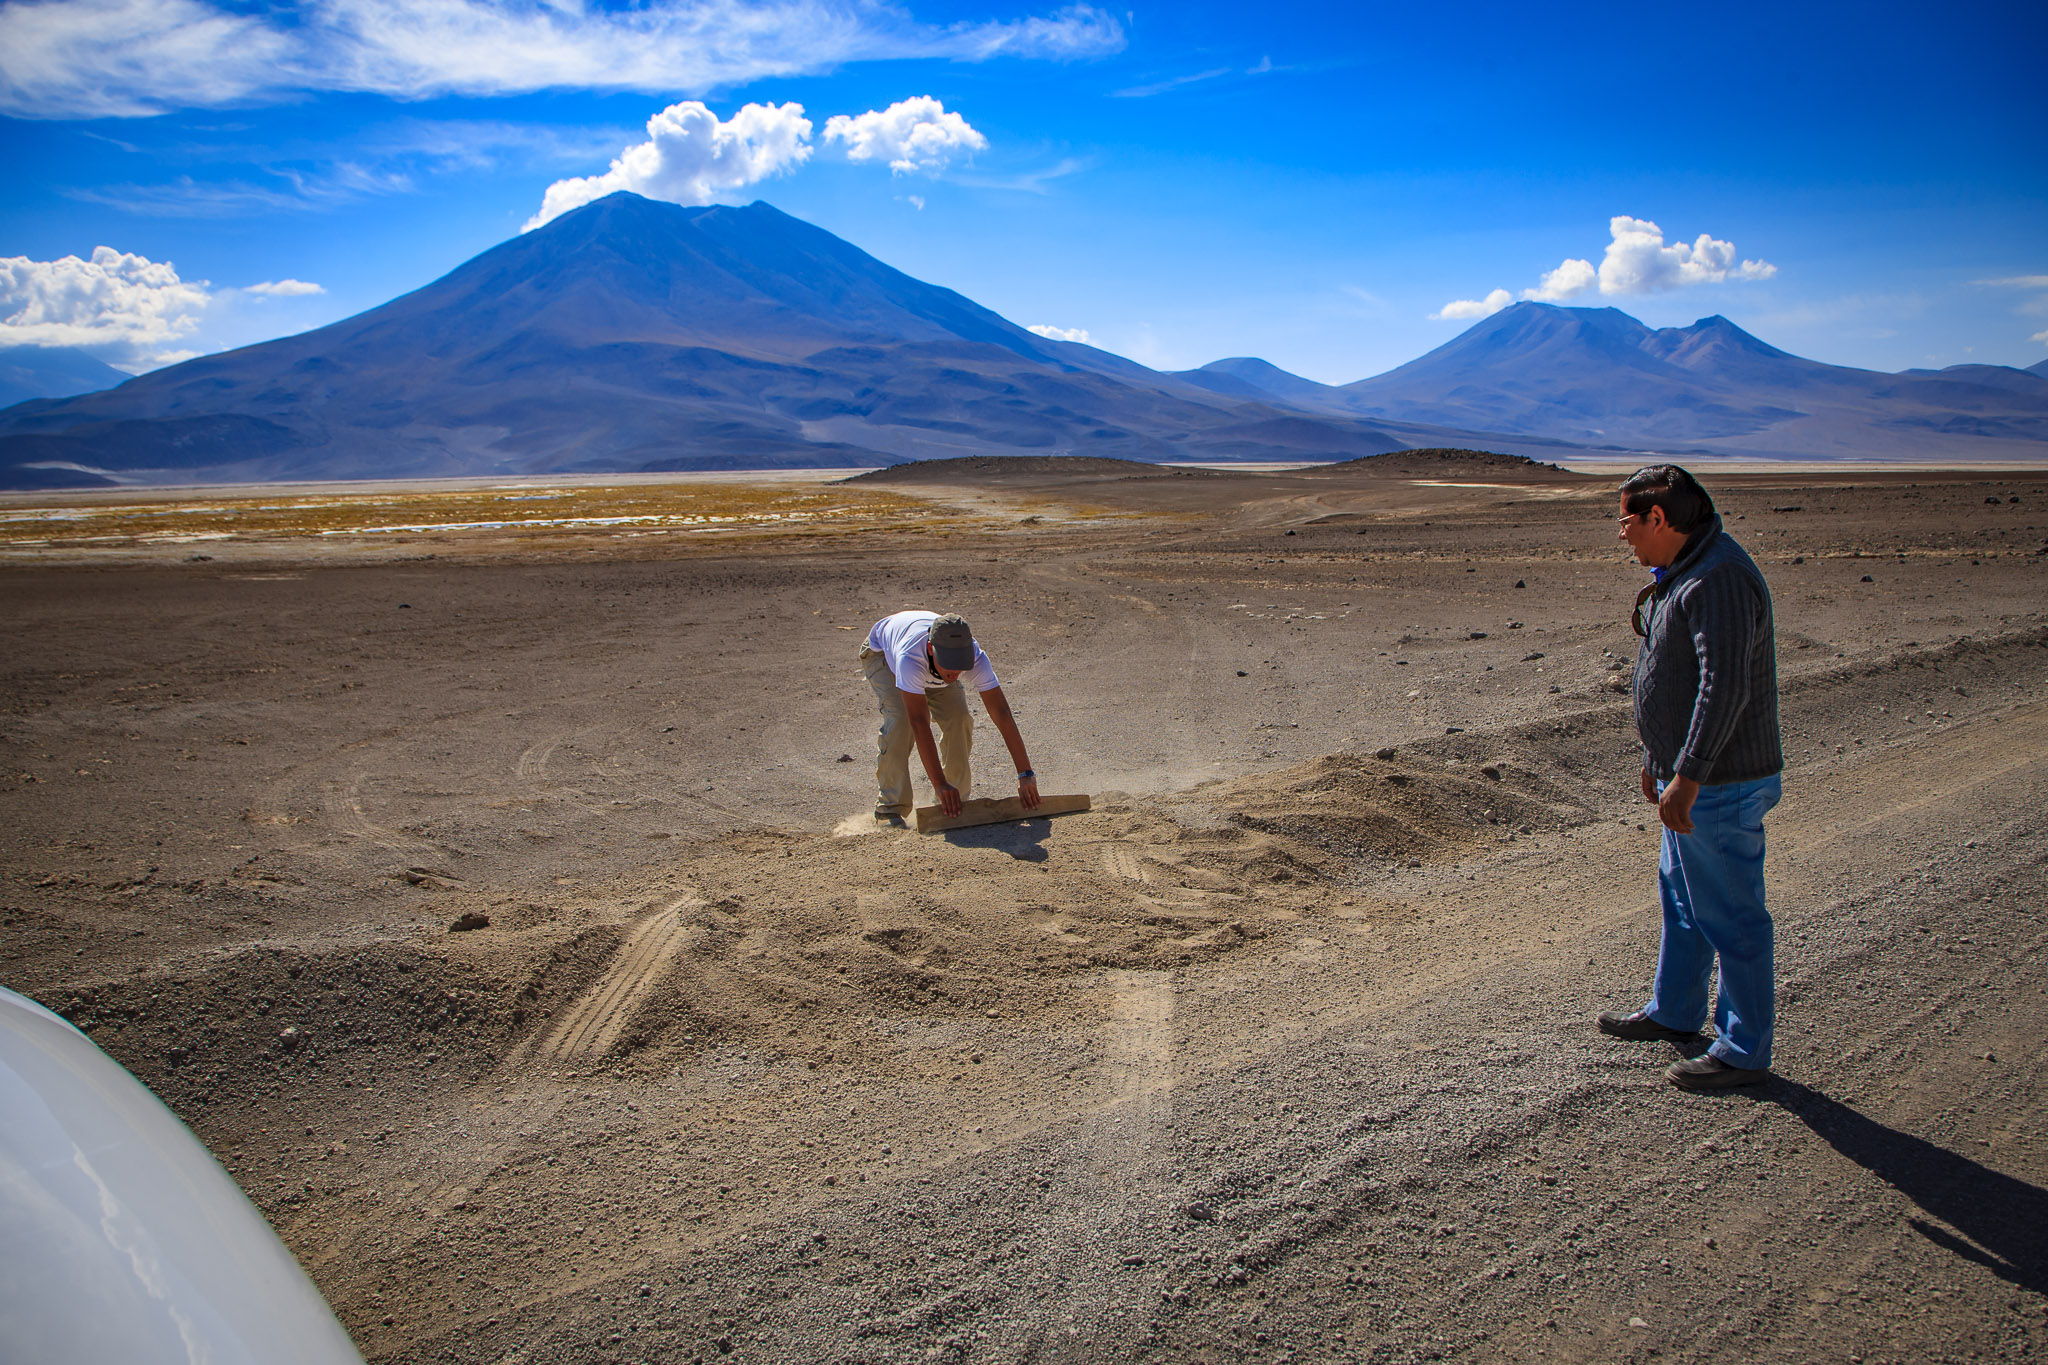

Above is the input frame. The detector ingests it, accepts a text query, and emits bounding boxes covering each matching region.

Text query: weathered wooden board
[914,793,1091,834]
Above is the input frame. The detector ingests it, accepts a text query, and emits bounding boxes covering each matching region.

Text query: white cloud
[905,194,925,210]
[0,0,295,119]
[948,3,1123,59]
[1111,67,1230,98]
[1596,216,1776,295]
[953,154,1088,194]
[1441,217,1775,318]
[0,0,1124,119]
[1432,289,1511,321]
[0,245,211,365]
[526,100,812,229]
[244,278,325,297]
[1027,323,1090,343]
[823,96,986,175]
[1523,256,1597,302]
[2034,328,2048,346]
[1977,275,2048,289]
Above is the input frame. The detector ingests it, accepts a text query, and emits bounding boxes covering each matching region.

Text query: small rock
[1375,747,1396,760]
[1481,765,1502,780]
[1522,651,1545,661]
[278,1026,300,1052]
[1284,529,1296,536]
[1792,555,1805,564]
[1629,1317,1649,1329]
[1514,580,1526,589]
[1861,574,1874,582]
[1469,631,1487,640]
[1445,726,1464,734]
[1185,1201,1217,1221]
[450,911,491,932]
[1237,670,1248,677]
[836,753,853,762]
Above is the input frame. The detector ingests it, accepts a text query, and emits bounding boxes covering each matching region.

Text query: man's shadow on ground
[941,819,1054,862]
[1750,1078,2046,1294]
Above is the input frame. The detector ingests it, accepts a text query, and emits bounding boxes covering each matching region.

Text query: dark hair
[1619,464,1715,533]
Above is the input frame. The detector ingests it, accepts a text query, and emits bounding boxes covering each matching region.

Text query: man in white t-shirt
[860,610,1041,823]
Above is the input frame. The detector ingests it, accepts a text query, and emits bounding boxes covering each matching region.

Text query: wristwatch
[1016,769,1035,780]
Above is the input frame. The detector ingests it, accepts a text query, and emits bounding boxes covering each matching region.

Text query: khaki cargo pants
[861,645,973,816]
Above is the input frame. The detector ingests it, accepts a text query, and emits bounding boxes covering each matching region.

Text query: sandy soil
[4,455,2047,1365]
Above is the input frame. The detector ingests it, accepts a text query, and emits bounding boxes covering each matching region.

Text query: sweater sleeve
[1673,567,1761,782]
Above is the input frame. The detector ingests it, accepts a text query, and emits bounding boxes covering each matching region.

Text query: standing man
[861,610,1041,825]
[1598,465,1784,1090]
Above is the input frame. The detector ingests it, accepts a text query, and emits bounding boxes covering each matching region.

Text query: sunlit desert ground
[3,453,2044,1365]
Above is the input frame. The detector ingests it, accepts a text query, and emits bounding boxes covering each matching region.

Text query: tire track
[1035,968,1176,1362]
[533,892,701,1064]
[1099,843,1157,885]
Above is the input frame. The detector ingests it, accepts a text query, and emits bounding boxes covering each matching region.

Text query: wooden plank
[914,793,1091,834]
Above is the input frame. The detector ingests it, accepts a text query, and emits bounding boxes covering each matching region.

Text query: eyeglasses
[1617,512,1643,529]
[1631,582,1656,638]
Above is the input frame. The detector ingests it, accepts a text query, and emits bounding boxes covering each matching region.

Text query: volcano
[0,195,1418,488]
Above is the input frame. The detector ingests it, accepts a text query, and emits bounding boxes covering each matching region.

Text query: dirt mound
[844,456,1230,485]
[1327,446,1581,478]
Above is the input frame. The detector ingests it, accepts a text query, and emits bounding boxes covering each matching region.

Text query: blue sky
[1,0,2043,381]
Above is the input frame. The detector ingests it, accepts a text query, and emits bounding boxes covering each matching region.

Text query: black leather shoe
[1667,1055,1770,1090]
[1597,1008,1697,1042]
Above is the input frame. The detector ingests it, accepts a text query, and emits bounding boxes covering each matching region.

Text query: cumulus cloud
[0,0,1125,119]
[1595,216,1776,295]
[0,245,212,365]
[1027,323,1090,343]
[1432,289,1512,321]
[243,278,325,297]
[1435,216,1775,322]
[824,96,986,175]
[1522,257,1597,303]
[526,100,812,229]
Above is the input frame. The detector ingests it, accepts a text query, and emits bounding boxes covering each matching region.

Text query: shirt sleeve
[1674,568,1761,782]
[965,647,998,693]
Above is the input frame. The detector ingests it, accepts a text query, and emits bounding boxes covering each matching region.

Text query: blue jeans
[1645,775,1782,1069]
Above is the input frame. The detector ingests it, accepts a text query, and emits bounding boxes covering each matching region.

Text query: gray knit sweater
[1631,515,1783,785]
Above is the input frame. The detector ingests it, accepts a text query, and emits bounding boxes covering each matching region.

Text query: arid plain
[3,452,2045,1365]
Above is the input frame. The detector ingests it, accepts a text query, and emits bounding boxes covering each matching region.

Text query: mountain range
[2,194,2044,489]
[1176,305,2048,461]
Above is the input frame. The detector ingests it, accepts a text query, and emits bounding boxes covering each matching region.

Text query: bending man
[861,610,1041,823]
[1599,465,1784,1090]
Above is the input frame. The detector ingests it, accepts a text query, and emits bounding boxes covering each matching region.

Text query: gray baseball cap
[928,613,976,670]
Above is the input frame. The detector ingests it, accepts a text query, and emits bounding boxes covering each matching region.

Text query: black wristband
[1016,769,1035,780]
